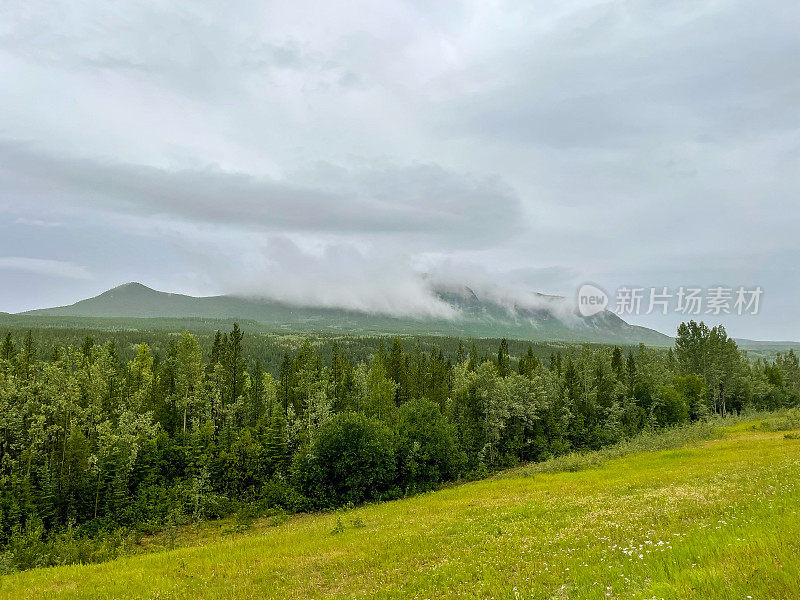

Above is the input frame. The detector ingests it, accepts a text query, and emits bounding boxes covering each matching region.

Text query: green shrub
[769,407,800,431]
[330,516,345,535]
[267,509,289,527]
[293,412,396,508]
[260,476,305,511]
[199,494,237,520]
[505,419,719,478]
[396,398,463,491]
[0,518,138,574]
[653,386,689,427]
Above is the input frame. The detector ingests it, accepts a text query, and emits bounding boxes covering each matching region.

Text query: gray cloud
[0,257,92,280]
[0,142,522,247]
[436,1,800,148]
[1,0,799,338]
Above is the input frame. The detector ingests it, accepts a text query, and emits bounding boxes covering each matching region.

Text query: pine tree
[1,332,16,360]
[226,323,246,404]
[329,343,354,411]
[456,341,465,365]
[250,360,264,425]
[20,330,35,379]
[497,338,510,377]
[429,350,450,410]
[387,338,406,405]
[611,346,624,380]
[279,351,293,412]
[81,336,94,361]
[468,343,478,372]
[518,345,539,378]
[263,375,288,474]
[208,330,223,373]
[626,352,637,395]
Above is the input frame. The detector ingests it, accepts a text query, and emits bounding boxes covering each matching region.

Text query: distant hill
[734,338,800,361]
[19,282,673,345]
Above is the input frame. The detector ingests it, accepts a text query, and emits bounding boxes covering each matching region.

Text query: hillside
[3,418,798,599]
[21,282,672,345]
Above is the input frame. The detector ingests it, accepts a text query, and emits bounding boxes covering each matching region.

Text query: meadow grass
[1,417,799,599]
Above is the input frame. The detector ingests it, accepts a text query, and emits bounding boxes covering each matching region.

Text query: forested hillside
[1,321,798,572]
[19,281,671,345]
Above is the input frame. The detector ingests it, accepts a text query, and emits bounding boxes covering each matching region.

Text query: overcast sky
[1,0,799,339]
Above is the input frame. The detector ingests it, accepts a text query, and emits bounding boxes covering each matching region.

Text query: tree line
[1,321,798,569]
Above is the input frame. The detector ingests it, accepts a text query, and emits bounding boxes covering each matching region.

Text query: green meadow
[2,417,798,600]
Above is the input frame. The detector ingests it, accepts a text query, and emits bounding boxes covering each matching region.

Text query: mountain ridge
[19,281,673,345]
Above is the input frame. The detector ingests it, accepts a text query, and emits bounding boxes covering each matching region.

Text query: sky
[1,0,799,340]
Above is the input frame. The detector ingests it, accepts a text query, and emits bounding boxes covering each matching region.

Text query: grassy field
[2,418,799,599]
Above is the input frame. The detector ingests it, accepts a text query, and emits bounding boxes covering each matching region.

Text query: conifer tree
[1,332,14,360]
[611,346,624,380]
[497,338,510,377]
[263,373,288,474]
[226,323,246,404]
[468,343,478,371]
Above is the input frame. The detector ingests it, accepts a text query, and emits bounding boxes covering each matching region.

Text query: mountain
[20,282,672,345]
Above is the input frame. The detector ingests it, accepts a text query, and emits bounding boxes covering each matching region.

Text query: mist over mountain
[21,282,671,345]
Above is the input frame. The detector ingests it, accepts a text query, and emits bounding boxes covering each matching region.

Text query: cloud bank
[1,0,799,338]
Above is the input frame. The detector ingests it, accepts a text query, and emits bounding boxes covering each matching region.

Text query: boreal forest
[1,321,798,571]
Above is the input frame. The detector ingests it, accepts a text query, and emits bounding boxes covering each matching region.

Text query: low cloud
[183,234,458,319]
[180,232,580,319]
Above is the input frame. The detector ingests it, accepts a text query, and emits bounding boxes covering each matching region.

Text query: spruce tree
[225,323,246,404]
[279,351,293,412]
[263,376,288,475]
[468,343,478,372]
[209,330,223,373]
[387,338,406,405]
[611,346,624,380]
[1,332,15,360]
[497,338,510,377]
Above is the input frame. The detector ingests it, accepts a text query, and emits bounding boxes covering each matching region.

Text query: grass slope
[2,420,799,599]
